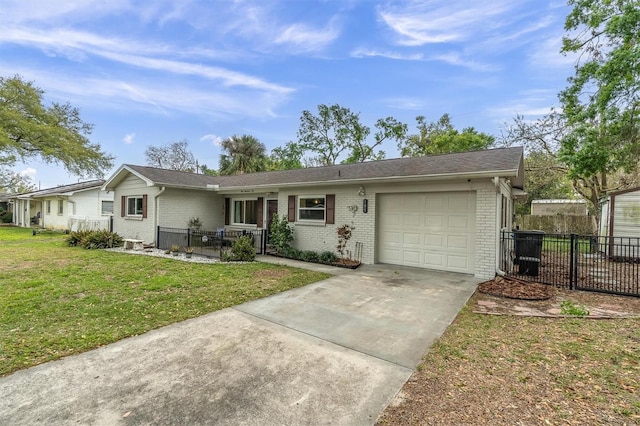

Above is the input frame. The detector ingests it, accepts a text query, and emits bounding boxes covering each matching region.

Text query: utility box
[514,230,545,276]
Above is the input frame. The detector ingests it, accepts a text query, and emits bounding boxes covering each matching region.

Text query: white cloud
[378,1,513,46]
[1,27,293,95]
[200,134,223,146]
[19,167,37,179]
[351,48,424,61]
[123,133,136,144]
[274,18,341,52]
[528,34,578,70]
[430,52,498,72]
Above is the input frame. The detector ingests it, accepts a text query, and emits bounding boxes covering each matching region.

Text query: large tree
[0,166,36,194]
[0,75,113,177]
[558,0,640,209]
[219,134,268,175]
[145,139,196,172]
[501,112,640,224]
[296,104,407,165]
[269,141,304,171]
[399,114,495,157]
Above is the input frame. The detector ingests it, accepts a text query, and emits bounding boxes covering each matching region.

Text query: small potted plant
[171,244,180,256]
[184,246,194,258]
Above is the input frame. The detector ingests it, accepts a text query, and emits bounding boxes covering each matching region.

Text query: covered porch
[155,226,270,258]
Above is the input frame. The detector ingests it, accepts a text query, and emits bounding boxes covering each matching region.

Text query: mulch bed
[478,275,556,300]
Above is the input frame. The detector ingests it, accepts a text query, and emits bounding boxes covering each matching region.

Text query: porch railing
[156,226,267,258]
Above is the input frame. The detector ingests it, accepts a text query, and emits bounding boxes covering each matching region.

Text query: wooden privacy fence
[516,215,596,235]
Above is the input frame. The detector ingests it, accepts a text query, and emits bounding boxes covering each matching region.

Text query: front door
[267,200,278,230]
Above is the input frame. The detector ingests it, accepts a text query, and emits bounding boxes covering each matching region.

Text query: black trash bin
[514,230,545,276]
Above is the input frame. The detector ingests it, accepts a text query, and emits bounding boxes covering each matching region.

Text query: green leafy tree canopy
[296,104,407,165]
[399,114,495,157]
[0,75,114,177]
[559,0,640,180]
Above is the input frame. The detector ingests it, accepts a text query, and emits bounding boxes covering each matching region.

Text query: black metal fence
[157,226,267,258]
[500,231,640,297]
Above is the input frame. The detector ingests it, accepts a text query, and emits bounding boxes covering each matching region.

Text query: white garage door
[377,192,476,273]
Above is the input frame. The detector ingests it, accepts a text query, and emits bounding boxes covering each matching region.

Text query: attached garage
[377,192,476,274]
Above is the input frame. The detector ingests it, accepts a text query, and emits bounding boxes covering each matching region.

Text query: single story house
[600,186,640,258]
[103,147,524,279]
[12,179,114,231]
[530,199,588,216]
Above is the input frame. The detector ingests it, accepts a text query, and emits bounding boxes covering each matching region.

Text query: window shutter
[121,196,126,217]
[257,197,264,228]
[225,198,230,225]
[326,194,335,224]
[288,195,296,222]
[142,194,148,218]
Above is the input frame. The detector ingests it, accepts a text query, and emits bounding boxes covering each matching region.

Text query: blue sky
[1,0,577,188]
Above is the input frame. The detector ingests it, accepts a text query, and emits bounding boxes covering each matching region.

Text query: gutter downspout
[66,197,76,232]
[494,177,508,277]
[154,186,166,244]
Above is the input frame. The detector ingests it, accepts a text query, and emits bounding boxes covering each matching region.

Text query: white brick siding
[278,179,506,279]
[113,175,160,243]
[111,173,510,278]
[158,188,222,230]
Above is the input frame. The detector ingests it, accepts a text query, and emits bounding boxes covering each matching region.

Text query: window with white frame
[57,200,64,215]
[101,200,114,215]
[46,200,51,214]
[298,196,325,221]
[127,196,144,216]
[233,199,258,225]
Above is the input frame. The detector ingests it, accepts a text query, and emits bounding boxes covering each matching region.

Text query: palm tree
[219,134,268,175]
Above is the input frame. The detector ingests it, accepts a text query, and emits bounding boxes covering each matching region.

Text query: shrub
[187,217,202,231]
[282,246,301,260]
[222,235,256,262]
[66,230,92,247]
[66,230,123,249]
[0,210,13,223]
[269,213,294,254]
[318,251,338,264]
[336,224,353,260]
[300,250,319,262]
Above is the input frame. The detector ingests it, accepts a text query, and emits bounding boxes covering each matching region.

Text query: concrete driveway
[0,261,479,425]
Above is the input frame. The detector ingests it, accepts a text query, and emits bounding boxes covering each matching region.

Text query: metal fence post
[187,227,191,247]
[569,233,575,290]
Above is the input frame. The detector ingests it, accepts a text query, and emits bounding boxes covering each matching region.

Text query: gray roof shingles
[20,179,106,198]
[124,147,524,191]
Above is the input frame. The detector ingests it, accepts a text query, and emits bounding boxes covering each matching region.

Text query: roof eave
[218,169,520,192]
[103,165,155,191]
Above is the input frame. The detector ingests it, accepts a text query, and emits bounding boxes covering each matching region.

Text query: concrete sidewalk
[0,263,479,425]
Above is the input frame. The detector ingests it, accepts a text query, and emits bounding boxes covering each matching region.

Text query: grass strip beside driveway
[377,295,640,424]
[0,227,330,376]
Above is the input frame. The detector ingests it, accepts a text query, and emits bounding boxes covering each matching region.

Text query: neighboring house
[600,187,640,258]
[103,147,524,279]
[12,180,114,231]
[531,199,588,216]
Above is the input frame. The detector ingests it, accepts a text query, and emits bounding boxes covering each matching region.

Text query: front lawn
[0,227,330,376]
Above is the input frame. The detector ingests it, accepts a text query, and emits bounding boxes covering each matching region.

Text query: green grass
[542,236,592,253]
[0,227,330,376]
[378,298,640,424]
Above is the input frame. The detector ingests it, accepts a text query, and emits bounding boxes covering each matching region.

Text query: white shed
[600,187,640,258]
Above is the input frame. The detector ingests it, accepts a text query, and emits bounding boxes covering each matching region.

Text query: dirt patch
[475,276,640,318]
[478,276,555,300]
